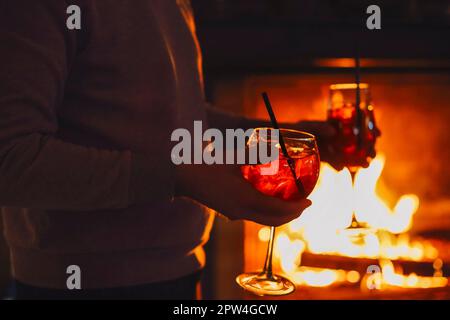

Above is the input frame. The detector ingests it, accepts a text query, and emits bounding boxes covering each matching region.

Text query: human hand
[175,163,311,226]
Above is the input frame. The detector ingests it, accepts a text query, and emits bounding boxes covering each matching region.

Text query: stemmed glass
[236,128,320,296]
[327,83,379,228]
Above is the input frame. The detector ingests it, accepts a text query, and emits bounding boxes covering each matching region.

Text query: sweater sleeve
[0,0,167,211]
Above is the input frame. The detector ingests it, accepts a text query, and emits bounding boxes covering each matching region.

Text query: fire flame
[257,154,448,289]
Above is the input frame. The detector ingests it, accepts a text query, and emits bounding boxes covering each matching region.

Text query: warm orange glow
[258,154,447,289]
[330,83,369,90]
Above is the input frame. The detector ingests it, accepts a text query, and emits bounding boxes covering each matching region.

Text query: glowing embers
[255,154,448,290]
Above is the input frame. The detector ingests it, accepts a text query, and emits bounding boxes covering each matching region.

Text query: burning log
[300,252,450,277]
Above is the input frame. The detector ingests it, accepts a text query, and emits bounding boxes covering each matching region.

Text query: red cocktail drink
[241,149,319,201]
[236,128,320,296]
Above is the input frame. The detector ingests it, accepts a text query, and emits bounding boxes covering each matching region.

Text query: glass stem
[350,168,357,224]
[350,169,356,185]
[262,226,276,279]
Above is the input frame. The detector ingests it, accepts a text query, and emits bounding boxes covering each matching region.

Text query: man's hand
[291,120,347,170]
[175,163,311,226]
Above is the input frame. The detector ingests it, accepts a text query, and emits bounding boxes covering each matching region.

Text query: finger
[299,121,337,139]
[330,162,345,171]
[327,151,346,171]
[375,128,382,138]
[237,172,312,225]
[262,201,310,226]
[247,209,304,227]
[258,192,311,211]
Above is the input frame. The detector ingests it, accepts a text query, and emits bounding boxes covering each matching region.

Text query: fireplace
[193,0,450,299]
[203,71,450,299]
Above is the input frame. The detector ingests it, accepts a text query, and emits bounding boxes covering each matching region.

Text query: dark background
[193,0,449,77]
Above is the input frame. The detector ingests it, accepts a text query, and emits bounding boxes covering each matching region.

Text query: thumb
[299,121,337,139]
[263,197,312,217]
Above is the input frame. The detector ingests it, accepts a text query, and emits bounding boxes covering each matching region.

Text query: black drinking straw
[355,46,364,149]
[261,92,305,196]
